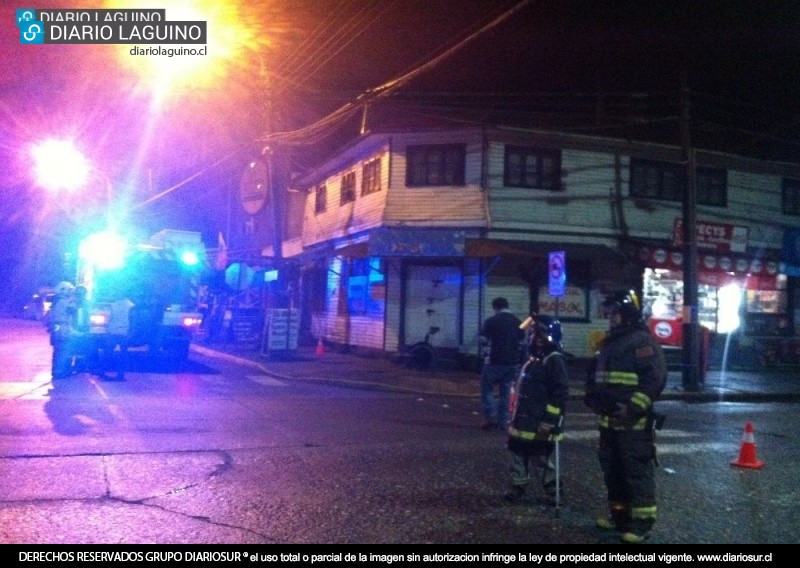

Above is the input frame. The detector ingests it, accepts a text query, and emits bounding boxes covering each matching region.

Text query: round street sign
[240,159,270,215]
[550,255,563,280]
[548,250,566,297]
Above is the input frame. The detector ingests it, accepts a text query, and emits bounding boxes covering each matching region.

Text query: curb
[191,345,479,397]
[192,345,798,402]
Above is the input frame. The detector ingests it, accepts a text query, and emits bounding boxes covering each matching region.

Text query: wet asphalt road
[0,318,797,545]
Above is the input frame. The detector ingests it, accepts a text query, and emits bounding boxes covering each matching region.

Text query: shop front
[636,243,794,368]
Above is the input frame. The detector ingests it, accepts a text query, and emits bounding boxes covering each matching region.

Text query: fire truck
[77,229,206,361]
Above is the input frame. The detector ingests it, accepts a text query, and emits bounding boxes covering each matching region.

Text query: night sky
[2,0,800,310]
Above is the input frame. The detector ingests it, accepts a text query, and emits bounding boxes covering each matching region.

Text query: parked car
[23,290,56,321]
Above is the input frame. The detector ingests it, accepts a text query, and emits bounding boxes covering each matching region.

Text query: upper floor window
[783,178,800,216]
[697,167,727,207]
[361,157,382,196]
[406,144,465,187]
[314,184,327,214]
[630,158,728,206]
[630,158,684,201]
[340,171,356,205]
[504,146,562,190]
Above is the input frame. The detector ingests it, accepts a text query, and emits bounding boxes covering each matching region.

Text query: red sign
[672,218,749,253]
[637,245,779,289]
[649,318,682,347]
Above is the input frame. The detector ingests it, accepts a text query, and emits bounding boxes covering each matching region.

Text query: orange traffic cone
[731,422,764,469]
[315,338,325,356]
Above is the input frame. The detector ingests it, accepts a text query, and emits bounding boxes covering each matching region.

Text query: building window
[340,171,356,205]
[504,146,562,190]
[631,159,728,206]
[783,178,800,216]
[314,184,327,214]
[697,167,727,207]
[406,144,465,187]
[361,157,382,196]
[346,257,386,318]
[630,158,684,201]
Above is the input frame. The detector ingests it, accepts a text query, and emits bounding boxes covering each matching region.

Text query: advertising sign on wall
[538,284,588,320]
[672,218,749,253]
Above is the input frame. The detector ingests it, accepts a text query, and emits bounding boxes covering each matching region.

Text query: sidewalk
[191,341,800,402]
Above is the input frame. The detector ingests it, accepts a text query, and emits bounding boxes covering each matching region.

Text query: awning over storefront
[464,239,541,258]
[464,238,628,263]
[333,242,370,258]
[369,228,466,257]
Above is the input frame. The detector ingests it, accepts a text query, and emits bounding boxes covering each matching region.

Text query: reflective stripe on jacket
[508,351,569,442]
[586,323,667,431]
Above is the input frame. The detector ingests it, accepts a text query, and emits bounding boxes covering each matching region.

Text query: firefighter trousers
[598,428,657,530]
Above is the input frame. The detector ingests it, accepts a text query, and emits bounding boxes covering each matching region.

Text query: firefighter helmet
[533,314,563,351]
[54,281,75,296]
[602,289,643,325]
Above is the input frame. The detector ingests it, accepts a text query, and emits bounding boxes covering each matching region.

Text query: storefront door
[403,263,461,349]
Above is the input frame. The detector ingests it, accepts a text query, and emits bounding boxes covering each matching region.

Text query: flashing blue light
[79,231,127,270]
[264,269,278,282]
[180,250,200,267]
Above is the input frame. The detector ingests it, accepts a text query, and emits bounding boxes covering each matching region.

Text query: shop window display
[643,268,790,343]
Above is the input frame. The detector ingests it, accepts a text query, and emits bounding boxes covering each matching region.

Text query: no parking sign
[549,251,566,297]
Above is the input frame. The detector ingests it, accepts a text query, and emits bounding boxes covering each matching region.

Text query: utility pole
[259,56,285,309]
[679,71,702,392]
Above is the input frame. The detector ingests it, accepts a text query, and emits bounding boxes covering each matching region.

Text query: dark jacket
[44,295,75,344]
[508,349,569,450]
[584,322,667,431]
[481,310,524,365]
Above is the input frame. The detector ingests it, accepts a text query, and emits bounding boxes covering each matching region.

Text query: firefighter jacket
[585,322,667,431]
[508,350,569,448]
[44,295,76,343]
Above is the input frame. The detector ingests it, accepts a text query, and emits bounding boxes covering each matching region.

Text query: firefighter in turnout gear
[504,315,569,505]
[44,281,77,380]
[585,290,667,543]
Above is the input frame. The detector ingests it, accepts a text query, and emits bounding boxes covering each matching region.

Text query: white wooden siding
[486,143,620,236]
[302,149,390,248]
[384,133,487,226]
[725,170,785,249]
[484,140,798,253]
[311,256,387,351]
[297,127,800,360]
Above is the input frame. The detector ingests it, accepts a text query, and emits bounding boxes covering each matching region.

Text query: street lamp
[30,138,90,193]
[29,137,121,220]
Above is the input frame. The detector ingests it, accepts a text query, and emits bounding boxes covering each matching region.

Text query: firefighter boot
[596,504,631,533]
[621,520,652,544]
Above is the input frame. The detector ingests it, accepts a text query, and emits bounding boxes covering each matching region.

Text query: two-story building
[253,125,800,370]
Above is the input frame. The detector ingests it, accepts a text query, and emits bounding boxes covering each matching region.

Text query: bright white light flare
[30,138,90,192]
[78,230,128,271]
[717,283,742,334]
[106,0,265,101]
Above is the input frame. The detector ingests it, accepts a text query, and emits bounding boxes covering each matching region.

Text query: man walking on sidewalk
[479,297,524,431]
